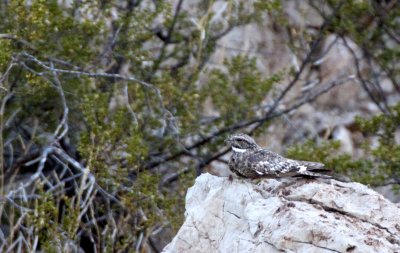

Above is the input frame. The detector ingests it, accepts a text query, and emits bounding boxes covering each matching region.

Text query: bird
[225,133,332,179]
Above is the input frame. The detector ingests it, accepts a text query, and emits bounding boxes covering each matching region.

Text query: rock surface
[163,173,400,253]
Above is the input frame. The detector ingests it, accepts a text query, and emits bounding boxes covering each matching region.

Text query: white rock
[332,125,354,154]
[163,173,400,253]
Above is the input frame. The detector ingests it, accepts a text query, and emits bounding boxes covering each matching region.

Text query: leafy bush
[0,0,281,251]
[287,103,400,189]
[0,0,398,252]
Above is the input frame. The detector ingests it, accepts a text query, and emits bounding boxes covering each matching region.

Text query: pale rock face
[332,125,354,154]
[314,35,363,111]
[163,173,400,253]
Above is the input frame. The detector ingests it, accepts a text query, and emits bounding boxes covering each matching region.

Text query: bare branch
[123,83,139,126]
[341,36,390,114]
[49,61,69,141]
[17,52,155,90]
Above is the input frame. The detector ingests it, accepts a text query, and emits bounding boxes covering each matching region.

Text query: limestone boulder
[163,173,400,253]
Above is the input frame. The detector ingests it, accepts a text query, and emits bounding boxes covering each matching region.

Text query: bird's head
[225,133,258,153]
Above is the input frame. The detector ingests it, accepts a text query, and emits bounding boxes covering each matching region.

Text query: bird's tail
[298,160,332,178]
[299,161,327,171]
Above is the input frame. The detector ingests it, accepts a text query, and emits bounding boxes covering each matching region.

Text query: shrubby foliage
[287,103,400,189]
[0,0,398,252]
[0,0,280,251]
[287,0,400,189]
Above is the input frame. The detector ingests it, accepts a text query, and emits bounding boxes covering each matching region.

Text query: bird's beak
[224,136,232,145]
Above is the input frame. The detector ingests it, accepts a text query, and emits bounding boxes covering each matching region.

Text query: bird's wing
[288,159,327,171]
[247,149,300,176]
[248,149,329,178]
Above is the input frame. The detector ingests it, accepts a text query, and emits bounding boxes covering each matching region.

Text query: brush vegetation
[0,0,398,252]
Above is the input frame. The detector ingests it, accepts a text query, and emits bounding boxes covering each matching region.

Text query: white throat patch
[232,147,247,153]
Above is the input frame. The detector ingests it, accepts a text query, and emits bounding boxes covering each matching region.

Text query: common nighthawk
[226,133,332,179]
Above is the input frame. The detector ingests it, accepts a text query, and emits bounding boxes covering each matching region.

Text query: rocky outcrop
[163,173,400,253]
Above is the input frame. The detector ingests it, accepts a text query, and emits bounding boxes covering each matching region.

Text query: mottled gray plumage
[226,134,331,179]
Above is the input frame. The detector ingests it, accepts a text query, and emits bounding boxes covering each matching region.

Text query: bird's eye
[237,140,246,146]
